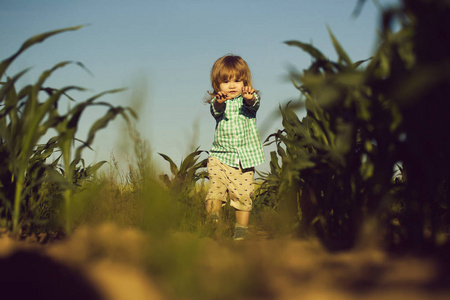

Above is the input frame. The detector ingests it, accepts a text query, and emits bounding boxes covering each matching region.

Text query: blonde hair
[205,54,256,103]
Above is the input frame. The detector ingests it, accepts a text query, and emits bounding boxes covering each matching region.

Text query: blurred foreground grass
[2,220,449,300]
[15,135,443,300]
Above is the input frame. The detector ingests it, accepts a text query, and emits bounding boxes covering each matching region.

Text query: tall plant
[263,25,405,250]
[262,0,450,251]
[375,0,450,249]
[0,26,136,234]
[159,148,208,231]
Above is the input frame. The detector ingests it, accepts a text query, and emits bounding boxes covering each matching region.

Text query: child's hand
[242,86,256,104]
[213,91,228,110]
[215,91,228,104]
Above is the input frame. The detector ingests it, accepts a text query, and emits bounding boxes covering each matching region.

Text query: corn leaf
[285,40,327,61]
[327,26,353,67]
[0,25,84,77]
[159,153,179,176]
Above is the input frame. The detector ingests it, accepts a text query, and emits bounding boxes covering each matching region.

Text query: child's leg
[205,157,227,221]
[234,210,250,240]
[206,200,222,215]
[235,210,250,227]
[228,166,254,215]
[228,166,254,240]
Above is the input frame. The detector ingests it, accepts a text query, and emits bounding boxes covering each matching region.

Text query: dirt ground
[1,223,449,300]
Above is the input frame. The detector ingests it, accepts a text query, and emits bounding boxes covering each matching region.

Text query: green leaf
[35,61,75,90]
[285,40,327,61]
[334,72,365,87]
[85,161,107,177]
[269,151,281,173]
[0,69,30,111]
[79,105,130,150]
[0,25,84,77]
[353,57,372,69]
[159,153,179,175]
[179,149,205,174]
[327,26,352,67]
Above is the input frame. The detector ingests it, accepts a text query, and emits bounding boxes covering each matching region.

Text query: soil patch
[1,223,449,300]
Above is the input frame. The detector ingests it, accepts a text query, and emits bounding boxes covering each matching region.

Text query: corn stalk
[263,26,404,250]
[0,26,136,234]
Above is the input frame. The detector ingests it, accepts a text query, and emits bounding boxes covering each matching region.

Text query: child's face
[219,77,244,99]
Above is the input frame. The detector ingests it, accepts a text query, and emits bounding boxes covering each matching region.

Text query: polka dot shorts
[205,156,255,212]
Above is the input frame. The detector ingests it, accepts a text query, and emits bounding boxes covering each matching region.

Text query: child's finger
[217,92,230,102]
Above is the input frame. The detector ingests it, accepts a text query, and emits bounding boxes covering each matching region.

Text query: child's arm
[210,92,227,119]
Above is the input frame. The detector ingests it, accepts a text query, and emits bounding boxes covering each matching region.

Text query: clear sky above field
[1,0,400,173]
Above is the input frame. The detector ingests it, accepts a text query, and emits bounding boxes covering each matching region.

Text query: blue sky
[1,0,400,174]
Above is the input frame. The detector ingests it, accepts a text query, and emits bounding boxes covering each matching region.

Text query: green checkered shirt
[209,93,265,169]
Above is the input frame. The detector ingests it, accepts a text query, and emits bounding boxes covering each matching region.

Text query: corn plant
[0,26,136,234]
[254,141,283,211]
[159,148,208,195]
[261,0,450,251]
[159,148,208,231]
[261,25,405,250]
[372,0,450,249]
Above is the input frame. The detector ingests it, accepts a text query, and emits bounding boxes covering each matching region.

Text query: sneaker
[233,226,249,241]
